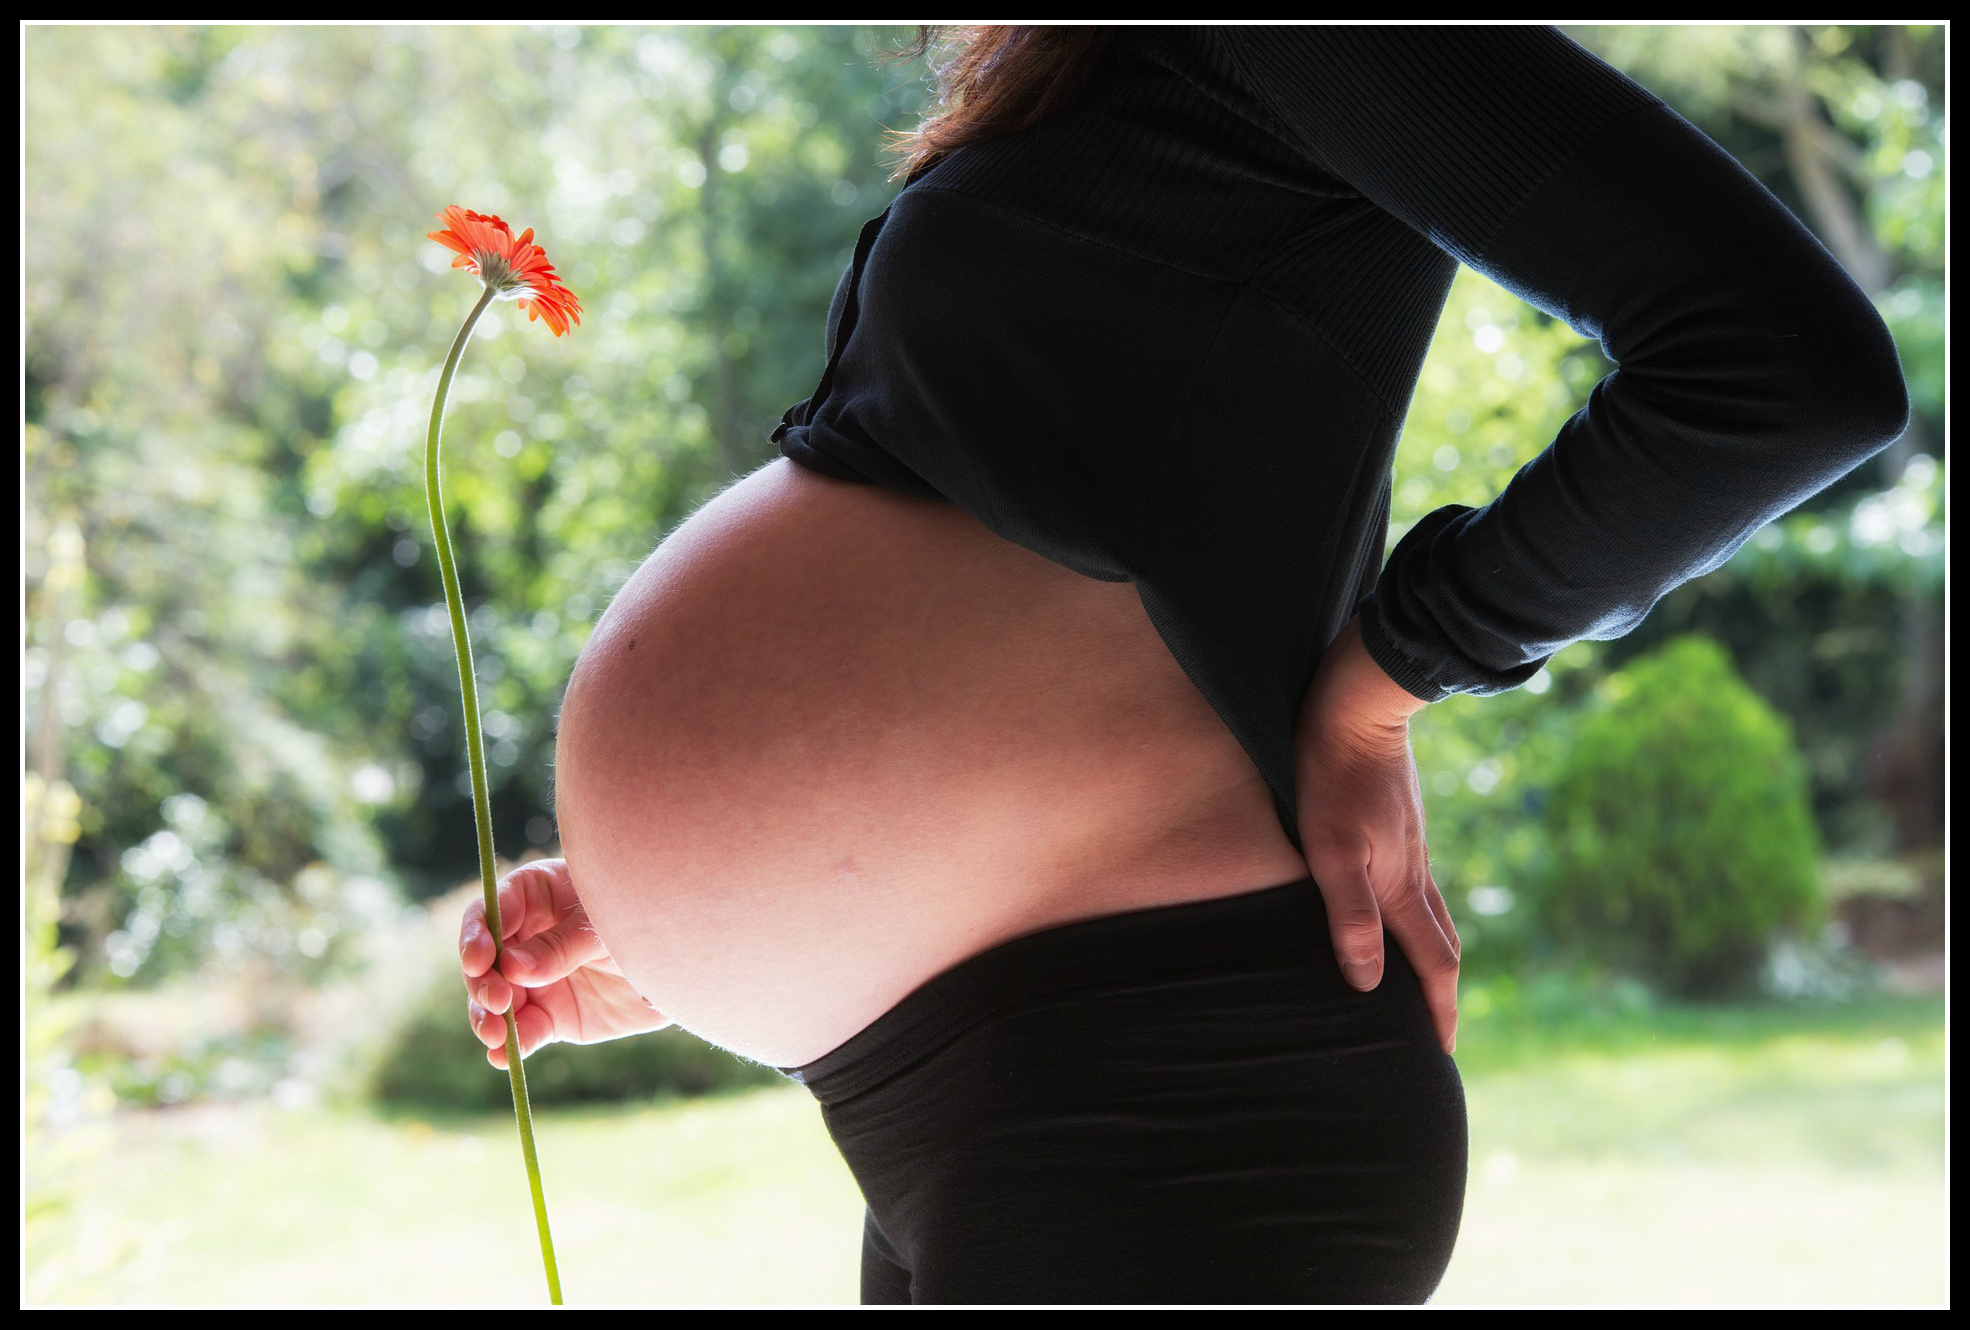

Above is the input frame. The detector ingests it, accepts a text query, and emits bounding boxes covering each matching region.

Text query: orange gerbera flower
[427,205,583,337]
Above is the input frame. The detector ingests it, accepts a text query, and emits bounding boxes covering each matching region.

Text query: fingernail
[1343,959,1381,989]
[504,944,531,973]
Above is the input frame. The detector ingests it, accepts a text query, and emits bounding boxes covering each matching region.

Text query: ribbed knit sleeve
[1211,25,1911,702]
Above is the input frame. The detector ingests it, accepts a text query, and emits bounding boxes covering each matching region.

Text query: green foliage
[76,1023,298,1110]
[365,972,783,1112]
[1406,658,1588,980]
[1534,635,1824,997]
[24,774,98,1291]
[1393,267,1610,535]
[1601,467,1942,856]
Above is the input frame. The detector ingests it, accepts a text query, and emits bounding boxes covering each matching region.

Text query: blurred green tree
[1534,635,1825,997]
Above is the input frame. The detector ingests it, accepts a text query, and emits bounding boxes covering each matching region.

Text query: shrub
[365,970,784,1112]
[1534,634,1824,997]
[1406,647,1601,979]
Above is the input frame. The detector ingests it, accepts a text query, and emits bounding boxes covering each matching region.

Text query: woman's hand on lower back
[1294,615,1460,1055]
[460,856,673,1069]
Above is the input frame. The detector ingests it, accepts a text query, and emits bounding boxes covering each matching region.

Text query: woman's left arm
[1216,27,1909,1047]
[1212,25,1912,704]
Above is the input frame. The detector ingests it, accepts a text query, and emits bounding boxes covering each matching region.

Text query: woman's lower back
[553,456,1309,1067]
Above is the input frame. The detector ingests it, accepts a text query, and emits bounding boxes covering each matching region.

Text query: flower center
[474,252,528,299]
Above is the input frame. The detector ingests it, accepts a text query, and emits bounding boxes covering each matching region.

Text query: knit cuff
[1354,592,1450,706]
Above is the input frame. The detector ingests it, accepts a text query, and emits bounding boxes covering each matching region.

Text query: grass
[26,993,1946,1306]
[1434,992,1946,1306]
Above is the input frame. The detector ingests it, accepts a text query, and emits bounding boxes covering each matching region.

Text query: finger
[1383,878,1460,1055]
[471,967,513,1016]
[1309,856,1385,991]
[492,867,539,944]
[459,896,495,979]
[484,1006,518,1071]
[494,856,578,938]
[1421,871,1460,963]
[468,999,508,1052]
[512,997,558,1059]
[500,898,606,988]
[1423,873,1462,1055]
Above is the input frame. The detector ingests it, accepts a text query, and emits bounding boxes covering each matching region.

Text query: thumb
[499,905,606,987]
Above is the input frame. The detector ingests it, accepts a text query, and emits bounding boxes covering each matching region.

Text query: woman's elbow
[1815,283,1913,459]
[1736,242,1915,463]
[1827,298,1914,456]
[1756,301,1912,472]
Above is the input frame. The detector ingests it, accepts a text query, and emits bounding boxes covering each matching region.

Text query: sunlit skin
[462,456,1457,1071]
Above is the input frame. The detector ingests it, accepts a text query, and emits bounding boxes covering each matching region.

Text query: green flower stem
[424,283,563,1306]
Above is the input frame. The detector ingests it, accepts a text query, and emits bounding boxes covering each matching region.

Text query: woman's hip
[782,876,1468,1304]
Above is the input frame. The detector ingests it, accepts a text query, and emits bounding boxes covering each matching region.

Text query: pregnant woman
[458,25,1908,1304]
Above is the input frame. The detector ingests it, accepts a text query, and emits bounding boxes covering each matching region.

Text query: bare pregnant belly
[553,457,1309,1067]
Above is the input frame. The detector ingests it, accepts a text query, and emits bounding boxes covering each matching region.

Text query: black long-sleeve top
[771,24,1910,852]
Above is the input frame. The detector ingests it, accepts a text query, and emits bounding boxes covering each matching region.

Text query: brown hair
[881,26,1117,183]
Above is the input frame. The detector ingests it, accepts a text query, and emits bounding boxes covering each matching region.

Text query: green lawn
[1435,995,1947,1306]
[27,995,1946,1306]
